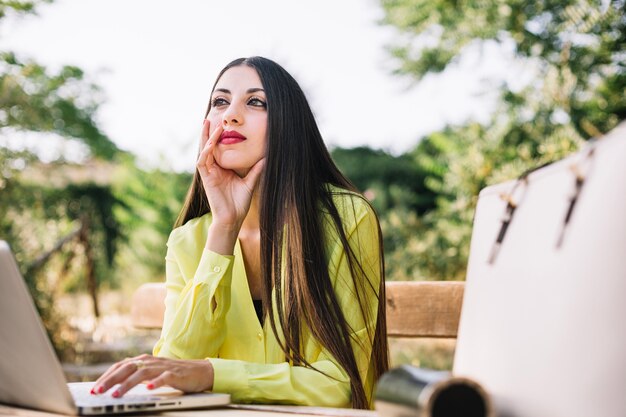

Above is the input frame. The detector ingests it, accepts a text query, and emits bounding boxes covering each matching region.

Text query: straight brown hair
[176,57,388,409]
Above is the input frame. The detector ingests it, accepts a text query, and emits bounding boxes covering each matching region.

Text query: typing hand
[91,354,214,398]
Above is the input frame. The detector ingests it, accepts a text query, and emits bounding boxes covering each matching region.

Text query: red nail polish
[112,390,120,398]
[90,388,94,395]
[98,386,104,394]
[146,383,154,390]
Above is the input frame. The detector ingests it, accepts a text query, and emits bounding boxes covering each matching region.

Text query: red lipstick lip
[219,130,247,144]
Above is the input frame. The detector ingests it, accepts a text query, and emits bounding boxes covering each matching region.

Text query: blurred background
[1,0,624,378]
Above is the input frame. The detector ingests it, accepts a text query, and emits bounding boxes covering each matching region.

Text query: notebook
[0,240,230,415]
[453,123,626,417]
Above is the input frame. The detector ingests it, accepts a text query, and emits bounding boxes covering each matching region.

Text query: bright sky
[1,0,510,171]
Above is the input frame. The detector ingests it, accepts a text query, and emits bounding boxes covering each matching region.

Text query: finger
[145,371,174,391]
[94,361,141,395]
[208,122,224,145]
[198,125,223,173]
[92,358,133,394]
[197,136,216,173]
[112,367,158,398]
[92,354,155,394]
[197,142,215,175]
[200,122,223,154]
[200,119,210,151]
[243,157,266,192]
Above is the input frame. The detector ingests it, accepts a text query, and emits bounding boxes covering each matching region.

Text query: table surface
[0,403,380,417]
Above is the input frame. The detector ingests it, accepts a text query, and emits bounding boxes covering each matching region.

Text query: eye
[248,97,267,108]
[211,97,229,107]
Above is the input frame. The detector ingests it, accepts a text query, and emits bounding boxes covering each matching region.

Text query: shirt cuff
[193,249,235,285]
[210,358,250,394]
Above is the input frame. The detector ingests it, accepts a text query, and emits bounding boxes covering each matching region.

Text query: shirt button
[213,266,221,273]
[257,332,263,340]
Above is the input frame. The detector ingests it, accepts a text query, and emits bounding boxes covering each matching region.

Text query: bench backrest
[131,281,464,338]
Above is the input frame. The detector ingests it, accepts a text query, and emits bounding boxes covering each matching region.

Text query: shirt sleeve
[153,245,235,360]
[210,202,382,408]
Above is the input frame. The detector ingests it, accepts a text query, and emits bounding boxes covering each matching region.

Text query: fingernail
[90,388,95,395]
[97,386,104,394]
[112,390,120,398]
[146,383,154,390]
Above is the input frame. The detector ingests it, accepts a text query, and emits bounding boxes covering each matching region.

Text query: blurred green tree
[112,161,192,288]
[378,0,624,280]
[381,0,624,138]
[1,0,118,158]
[0,0,125,354]
[331,146,438,214]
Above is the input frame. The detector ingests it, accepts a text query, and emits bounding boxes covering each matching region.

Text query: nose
[222,103,243,127]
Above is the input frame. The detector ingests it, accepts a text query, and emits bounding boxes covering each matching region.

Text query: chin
[216,157,252,176]
[217,151,261,174]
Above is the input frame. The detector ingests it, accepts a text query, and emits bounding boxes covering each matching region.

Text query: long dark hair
[176,57,388,409]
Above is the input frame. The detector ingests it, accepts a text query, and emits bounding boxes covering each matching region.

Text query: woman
[93,56,388,409]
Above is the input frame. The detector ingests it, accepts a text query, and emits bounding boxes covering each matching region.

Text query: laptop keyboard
[69,384,163,406]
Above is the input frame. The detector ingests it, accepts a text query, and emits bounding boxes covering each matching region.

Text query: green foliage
[0,0,51,19]
[0,149,76,354]
[0,144,192,358]
[1,0,120,160]
[0,0,125,354]
[4,166,124,285]
[381,0,625,138]
[378,0,623,280]
[331,146,437,215]
[112,160,192,286]
[0,52,119,159]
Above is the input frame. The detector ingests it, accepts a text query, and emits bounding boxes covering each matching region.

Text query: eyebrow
[213,88,265,95]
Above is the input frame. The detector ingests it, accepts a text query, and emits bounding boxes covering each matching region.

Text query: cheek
[256,117,268,147]
[208,112,222,133]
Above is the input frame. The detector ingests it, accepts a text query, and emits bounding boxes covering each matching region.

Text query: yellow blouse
[153,189,382,408]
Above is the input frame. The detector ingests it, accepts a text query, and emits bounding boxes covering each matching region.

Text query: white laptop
[0,240,230,415]
[453,123,626,417]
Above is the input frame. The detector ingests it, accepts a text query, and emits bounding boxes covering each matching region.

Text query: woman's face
[207,65,268,177]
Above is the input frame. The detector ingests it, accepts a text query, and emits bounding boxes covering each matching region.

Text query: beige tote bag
[454,123,626,417]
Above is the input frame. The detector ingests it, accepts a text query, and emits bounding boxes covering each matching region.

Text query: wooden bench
[131,281,464,338]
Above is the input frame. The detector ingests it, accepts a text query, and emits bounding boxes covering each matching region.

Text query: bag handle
[556,143,598,248]
[487,161,554,264]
